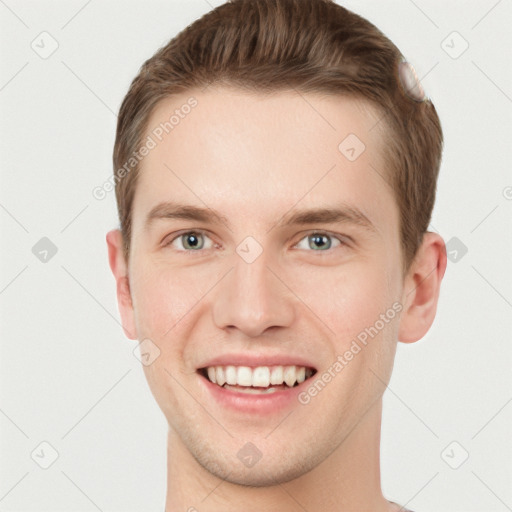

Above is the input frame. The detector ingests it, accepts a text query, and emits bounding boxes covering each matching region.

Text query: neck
[165,399,392,512]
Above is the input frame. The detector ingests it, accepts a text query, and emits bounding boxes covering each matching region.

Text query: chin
[196,446,320,488]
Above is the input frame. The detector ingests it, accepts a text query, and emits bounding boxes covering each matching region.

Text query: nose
[212,251,295,338]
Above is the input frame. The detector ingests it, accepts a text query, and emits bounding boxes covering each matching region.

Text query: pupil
[185,233,201,249]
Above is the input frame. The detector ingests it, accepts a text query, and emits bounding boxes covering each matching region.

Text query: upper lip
[197,353,317,371]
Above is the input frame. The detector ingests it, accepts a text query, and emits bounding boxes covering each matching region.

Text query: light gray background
[1,0,511,510]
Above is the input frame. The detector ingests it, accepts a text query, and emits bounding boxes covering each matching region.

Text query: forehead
[132,87,396,234]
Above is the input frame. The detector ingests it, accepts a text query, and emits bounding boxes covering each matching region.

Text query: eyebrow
[145,201,376,233]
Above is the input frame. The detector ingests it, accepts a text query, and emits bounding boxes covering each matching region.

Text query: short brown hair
[113,0,443,269]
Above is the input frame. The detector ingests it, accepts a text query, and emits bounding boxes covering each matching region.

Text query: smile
[199,365,317,394]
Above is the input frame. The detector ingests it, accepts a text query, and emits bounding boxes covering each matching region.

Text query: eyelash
[162,230,349,255]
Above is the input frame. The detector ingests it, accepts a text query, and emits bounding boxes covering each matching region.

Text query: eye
[294,232,345,252]
[162,230,347,254]
[164,230,214,251]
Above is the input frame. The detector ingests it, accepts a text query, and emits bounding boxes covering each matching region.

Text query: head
[107,0,446,487]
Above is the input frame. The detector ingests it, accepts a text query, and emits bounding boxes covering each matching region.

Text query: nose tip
[212,257,295,337]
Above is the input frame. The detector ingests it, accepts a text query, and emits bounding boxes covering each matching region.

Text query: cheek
[330,260,402,389]
[131,263,204,414]
[309,263,401,417]
[293,257,400,346]
[129,260,199,340]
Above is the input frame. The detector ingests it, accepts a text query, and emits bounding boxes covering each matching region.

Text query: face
[121,88,406,485]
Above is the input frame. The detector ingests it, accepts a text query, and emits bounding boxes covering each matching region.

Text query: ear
[106,229,138,340]
[398,232,447,343]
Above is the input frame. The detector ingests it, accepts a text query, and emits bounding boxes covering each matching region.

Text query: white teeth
[223,384,278,394]
[270,366,283,385]
[252,366,270,387]
[237,366,252,386]
[203,364,314,388]
[216,366,226,386]
[207,367,217,384]
[296,366,306,384]
[283,365,296,387]
[226,365,237,385]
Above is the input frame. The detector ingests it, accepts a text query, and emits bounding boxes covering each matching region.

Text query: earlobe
[398,232,447,343]
[106,229,138,340]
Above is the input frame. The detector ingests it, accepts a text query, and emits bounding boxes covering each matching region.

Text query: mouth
[198,365,317,394]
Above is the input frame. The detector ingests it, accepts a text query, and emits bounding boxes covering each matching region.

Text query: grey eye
[295,233,341,251]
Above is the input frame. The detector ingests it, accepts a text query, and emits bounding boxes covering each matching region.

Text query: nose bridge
[212,242,295,337]
[234,250,274,308]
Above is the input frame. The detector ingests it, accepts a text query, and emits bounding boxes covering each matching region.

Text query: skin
[107,87,446,512]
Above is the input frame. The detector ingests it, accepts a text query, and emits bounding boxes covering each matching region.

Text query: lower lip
[198,373,311,414]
